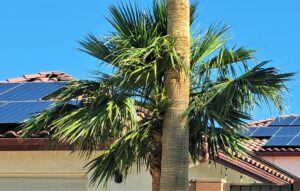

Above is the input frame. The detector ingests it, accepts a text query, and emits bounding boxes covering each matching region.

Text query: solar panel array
[245,116,300,147]
[0,82,67,124]
[0,82,67,101]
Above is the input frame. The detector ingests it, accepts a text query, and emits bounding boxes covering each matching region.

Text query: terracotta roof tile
[2,71,76,83]
[248,118,275,127]
[24,74,42,79]
[218,152,295,184]
[7,77,28,83]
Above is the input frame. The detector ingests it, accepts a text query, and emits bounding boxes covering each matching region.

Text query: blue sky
[0,0,299,120]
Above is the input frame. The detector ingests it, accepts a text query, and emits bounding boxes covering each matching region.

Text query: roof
[217,152,296,184]
[0,71,76,83]
[247,118,274,127]
[246,115,300,155]
[0,71,75,139]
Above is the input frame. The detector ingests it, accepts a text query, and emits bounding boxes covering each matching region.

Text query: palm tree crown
[21,0,293,189]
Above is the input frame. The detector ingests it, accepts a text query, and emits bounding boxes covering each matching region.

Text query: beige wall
[0,151,151,191]
[263,156,300,177]
[189,163,257,184]
[0,151,258,191]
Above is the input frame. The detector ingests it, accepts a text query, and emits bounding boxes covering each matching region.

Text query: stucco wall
[189,163,256,184]
[0,151,257,191]
[0,151,151,191]
[262,156,300,177]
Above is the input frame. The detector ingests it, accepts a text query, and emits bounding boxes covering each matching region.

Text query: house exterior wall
[189,163,257,184]
[0,151,257,191]
[262,156,300,177]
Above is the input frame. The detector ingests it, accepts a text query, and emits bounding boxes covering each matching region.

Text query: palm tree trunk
[150,128,162,191]
[150,166,161,191]
[160,1,190,191]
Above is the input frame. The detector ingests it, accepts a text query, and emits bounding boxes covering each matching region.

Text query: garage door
[0,177,87,191]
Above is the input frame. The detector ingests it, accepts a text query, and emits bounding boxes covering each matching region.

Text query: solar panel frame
[265,136,294,146]
[0,82,67,101]
[0,101,54,123]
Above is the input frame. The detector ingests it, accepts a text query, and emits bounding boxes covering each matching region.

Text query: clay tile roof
[218,152,296,184]
[245,138,268,152]
[248,117,275,127]
[2,71,76,83]
[246,115,300,153]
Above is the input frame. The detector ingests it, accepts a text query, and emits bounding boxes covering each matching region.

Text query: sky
[0,0,299,120]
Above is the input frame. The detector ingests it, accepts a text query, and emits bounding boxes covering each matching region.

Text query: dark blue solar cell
[289,136,300,146]
[0,101,53,123]
[241,127,258,136]
[269,116,297,126]
[0,83,20,95]
[265,136,293,146]
[0,82,67,101]
[291,117,300,126]
[251,127,281,137]
[276,127,300,136]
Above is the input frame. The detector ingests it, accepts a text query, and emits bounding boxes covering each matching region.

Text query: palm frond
[21,103,77,138]
[199,47,255,78]
[189,61,294,162]
[191,24,230,69]
[86,123,151,186]
[79,34,113,64]
[46,80,101,101]
[111,35,184,88]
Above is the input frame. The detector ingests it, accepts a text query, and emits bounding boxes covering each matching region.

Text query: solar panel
[0,83,20,95]
[276,127,300,136]
[291,117,300,126]
[0,101,53,123]
[251,127,281,137]
[241,127,258,136]
[0,82,67,101]
[265,136,293,146]
[289,136,300,146]
[269,116,297,126]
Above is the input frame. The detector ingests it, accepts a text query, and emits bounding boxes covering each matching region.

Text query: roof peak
[0,71,76,83]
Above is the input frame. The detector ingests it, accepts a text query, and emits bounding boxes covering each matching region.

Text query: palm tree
[160,0,190,190]
[21,1,293,191]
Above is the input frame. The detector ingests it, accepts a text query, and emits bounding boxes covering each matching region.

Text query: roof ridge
[2,71,76,83]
